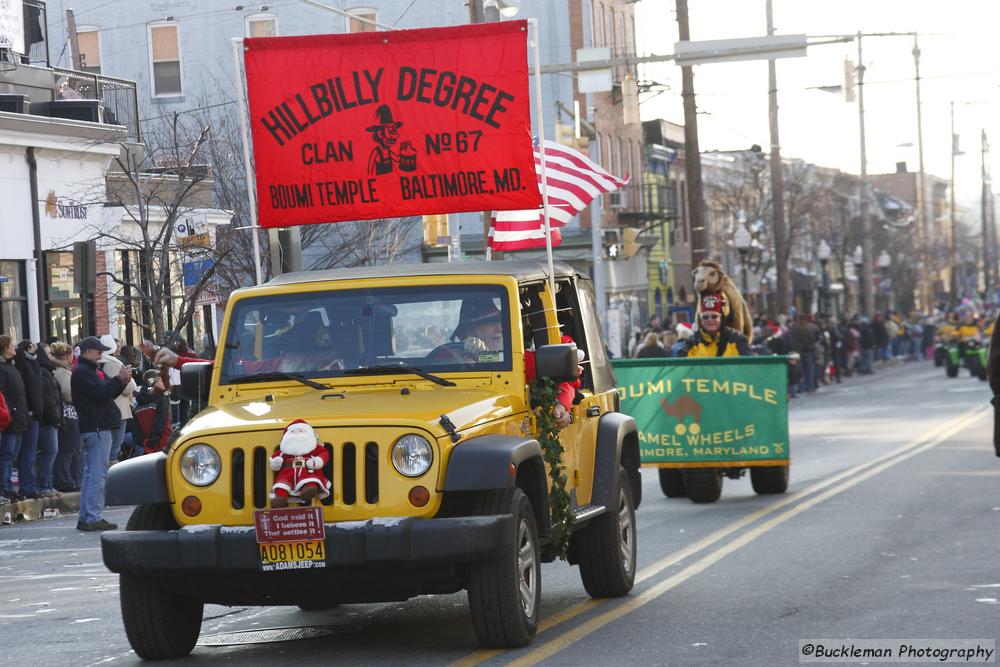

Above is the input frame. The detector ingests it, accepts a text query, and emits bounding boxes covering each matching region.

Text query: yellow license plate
[259,540,327,567]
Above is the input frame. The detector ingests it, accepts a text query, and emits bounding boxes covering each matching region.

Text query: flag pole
[528,19,556,297]
[231,38,263,286]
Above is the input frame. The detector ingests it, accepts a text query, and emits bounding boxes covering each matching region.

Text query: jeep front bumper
[101,515,511,576]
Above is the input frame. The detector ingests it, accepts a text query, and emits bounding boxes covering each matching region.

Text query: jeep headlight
[391,434,433,477]
[180,444,222,487]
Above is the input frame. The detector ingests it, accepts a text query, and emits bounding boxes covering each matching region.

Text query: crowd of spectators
[628,308,943,399]
[0,332,198,530]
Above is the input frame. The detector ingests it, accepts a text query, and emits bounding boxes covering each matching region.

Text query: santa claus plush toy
[270,419,331,508]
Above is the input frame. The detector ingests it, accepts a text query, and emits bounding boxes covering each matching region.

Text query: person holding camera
[72,337,132,532]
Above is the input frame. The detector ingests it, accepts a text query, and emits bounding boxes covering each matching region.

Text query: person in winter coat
[858,316,875,375]
[678,294,753,358]
[15,340,44,499]
[133,370,173,454]
[0,335,29,501]
[635,332,667,358]
[49,342,81,492]
[72,336,131,532]
[34,345,63,496]
[98,335,136,464]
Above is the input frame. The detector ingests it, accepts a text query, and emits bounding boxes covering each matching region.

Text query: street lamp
[734,225,752,296]
[817,239,832,316]
[877,250,892,313]
[852,245,864,314]
[483,0,521,20]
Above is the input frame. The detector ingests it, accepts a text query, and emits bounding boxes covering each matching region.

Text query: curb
[1,492,81,524]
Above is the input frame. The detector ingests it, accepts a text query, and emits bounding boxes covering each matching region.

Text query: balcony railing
[52,67,140,142]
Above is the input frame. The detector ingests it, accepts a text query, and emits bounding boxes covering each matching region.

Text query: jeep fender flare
[593,412,640,509]
[106,452,170,506]
[443,434,550,537]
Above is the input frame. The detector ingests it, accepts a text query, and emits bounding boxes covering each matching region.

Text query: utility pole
[949,100,958,305]
[65,9,81,70]
[675,0,706,267]
[765,0,789,316]
[982,129,992,294]
[856,32,874,316]
[912,35,932,311]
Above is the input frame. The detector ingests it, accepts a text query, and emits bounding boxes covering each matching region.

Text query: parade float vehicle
[100,260,640,659]
[613,356,791,504]
[944,337,987,380]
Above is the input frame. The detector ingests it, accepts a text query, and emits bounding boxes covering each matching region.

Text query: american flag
[487,138,629,251]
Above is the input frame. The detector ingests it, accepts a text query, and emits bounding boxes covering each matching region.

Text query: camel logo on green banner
[611,357,790,467]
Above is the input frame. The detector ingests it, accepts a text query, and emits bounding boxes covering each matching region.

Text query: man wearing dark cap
[454,299,504,355]
[72,336,132,531]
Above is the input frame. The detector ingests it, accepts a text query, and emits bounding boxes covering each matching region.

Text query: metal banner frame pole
[231,38,263,286]
[528,19,556,297]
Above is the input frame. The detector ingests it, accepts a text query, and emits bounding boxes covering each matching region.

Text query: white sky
[635,0,1000,205]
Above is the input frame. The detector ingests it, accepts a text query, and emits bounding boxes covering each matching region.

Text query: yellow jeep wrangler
[101,260,640,659]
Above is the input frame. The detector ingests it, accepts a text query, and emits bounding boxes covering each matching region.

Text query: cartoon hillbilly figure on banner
[366,104,417,176]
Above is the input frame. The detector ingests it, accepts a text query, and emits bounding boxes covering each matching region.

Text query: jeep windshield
[219,284,512,385]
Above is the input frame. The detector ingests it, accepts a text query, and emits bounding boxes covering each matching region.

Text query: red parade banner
[243,21,541,228]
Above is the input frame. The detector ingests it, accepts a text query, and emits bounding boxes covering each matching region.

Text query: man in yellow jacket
[681,293,753,358]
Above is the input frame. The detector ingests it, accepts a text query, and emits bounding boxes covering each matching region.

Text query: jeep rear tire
[683,468,723,503]
[576,467,637,598]
[467,487,540,648]
[658,468,686,498]
[121,504,204,660]
[750,465,789,495]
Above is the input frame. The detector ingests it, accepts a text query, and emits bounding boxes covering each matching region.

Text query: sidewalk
[1,491,81,524]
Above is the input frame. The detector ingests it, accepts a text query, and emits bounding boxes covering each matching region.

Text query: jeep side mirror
[534,344,578,384]
[180,362,212,405]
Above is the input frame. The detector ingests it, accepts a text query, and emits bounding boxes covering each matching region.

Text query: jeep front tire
[120,504,204,660]
[576,467,637,598]
[467,487,540,648]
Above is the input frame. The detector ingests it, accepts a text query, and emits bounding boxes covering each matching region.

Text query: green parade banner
[611,357,789,469]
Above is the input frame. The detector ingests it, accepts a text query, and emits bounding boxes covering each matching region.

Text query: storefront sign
[244,21,540,228]
[611,357,789,468]
[43,191,89,220]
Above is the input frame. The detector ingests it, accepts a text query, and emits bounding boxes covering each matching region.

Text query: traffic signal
[843,58,856,102]
[555,122,590,150]
[622,227,640,259]
[422,214,449,246]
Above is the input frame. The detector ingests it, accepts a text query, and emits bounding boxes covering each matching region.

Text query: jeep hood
[182,385,526,439]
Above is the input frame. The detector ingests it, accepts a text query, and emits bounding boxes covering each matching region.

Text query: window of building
[149,23,182,96]
[44,252,91,344]
[77,27,101,74]
[246,14,277,37]
[615,137,622,178]
[608,8,616,54]
[0,261,27,342]
[346,8,377,33]
[595,3,604,46]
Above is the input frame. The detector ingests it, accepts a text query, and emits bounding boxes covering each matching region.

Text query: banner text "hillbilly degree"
[260,67,516,147]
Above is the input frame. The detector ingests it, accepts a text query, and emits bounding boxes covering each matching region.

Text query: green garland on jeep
[530,376,574,558]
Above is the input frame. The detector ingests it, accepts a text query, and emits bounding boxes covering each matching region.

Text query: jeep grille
[229,442,380,510]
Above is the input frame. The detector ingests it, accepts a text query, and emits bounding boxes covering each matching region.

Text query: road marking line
[450,404,984,667]
[506,406,989,666]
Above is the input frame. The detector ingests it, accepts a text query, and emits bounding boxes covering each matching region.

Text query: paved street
[1,360,996,666]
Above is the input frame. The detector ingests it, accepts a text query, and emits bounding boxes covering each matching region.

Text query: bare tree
[82,112,230,342]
